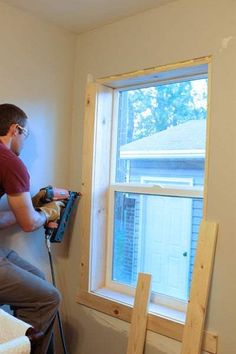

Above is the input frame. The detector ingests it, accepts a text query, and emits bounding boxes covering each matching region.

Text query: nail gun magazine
[38,185,81,242]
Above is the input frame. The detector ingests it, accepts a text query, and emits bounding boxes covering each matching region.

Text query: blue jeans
[0,248,61,354]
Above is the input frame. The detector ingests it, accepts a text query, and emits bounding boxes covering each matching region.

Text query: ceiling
[1,0,176,34]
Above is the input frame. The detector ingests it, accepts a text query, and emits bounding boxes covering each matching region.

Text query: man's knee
[53,287,62,307]
[46,285,61,309]
[32,268,46,280]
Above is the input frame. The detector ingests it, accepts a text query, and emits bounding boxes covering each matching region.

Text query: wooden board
[181,221,218,354]
[77,289,217,353]
[126,273,151,354]
[79,82,113,292]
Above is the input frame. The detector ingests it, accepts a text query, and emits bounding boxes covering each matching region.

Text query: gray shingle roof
[120,120,206,159]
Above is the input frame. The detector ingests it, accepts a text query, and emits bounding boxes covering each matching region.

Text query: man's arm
[0,210,16,229]
[7,192,47,232]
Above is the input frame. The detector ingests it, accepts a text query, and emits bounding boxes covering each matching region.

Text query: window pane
[115,79,208,187]
[112,191,203,301]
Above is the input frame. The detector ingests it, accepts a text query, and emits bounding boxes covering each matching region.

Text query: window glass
[112,192,203,301]
[110,75,208,303]
[115,79,208,188]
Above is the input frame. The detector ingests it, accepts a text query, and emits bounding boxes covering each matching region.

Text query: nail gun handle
[46,221,58,229]
[45,222,58,238]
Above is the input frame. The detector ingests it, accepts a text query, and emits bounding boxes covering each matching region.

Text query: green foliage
[122,79,207,142]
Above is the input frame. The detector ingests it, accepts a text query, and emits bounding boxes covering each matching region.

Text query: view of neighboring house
[113,120,205,300]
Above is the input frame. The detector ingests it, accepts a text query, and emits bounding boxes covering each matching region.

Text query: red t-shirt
[0,142,30,198]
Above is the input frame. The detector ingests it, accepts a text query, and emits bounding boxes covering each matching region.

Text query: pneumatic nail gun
[38,185,81,242]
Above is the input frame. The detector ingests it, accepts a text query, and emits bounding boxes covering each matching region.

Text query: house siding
[113,158,204,299]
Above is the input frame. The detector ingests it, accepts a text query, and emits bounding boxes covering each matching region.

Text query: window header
[97,56,210,89]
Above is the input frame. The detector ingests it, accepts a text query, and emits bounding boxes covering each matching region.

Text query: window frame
[76,56,217,353]
[106,187,203,310]
[106,74,207,306]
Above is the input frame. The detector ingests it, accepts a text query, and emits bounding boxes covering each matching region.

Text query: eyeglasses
[17,124,29,138]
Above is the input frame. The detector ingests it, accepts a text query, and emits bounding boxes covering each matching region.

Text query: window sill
[76,288,217,354]
[95,287,186,323]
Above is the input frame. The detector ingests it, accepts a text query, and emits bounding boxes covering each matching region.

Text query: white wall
[69,0,236,353]
[0,3,76,352]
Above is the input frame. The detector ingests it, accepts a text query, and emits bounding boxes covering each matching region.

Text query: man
[0,103,63,354]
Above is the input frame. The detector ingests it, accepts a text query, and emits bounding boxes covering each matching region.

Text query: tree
[121,79,207,142]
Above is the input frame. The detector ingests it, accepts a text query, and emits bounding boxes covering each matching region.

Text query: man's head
[0,103,29,156]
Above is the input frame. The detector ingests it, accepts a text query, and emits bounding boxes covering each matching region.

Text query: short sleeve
[2,158,30,195]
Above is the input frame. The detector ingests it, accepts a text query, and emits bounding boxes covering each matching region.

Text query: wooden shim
[126,273,152,354]
[181,221,218,354]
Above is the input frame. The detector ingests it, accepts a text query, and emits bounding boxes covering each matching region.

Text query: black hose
[46,234,69,354]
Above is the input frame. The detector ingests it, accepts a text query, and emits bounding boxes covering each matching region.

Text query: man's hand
[38,201,64,223]
[32,190,46,208]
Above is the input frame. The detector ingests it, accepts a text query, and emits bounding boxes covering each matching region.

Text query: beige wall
[0,3,76,352]
[69,0,236,353]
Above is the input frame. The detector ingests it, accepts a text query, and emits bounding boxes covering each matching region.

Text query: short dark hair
[0,103,28,136]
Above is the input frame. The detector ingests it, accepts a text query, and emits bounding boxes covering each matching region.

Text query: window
[77,57,215,351]
[107,78,207,309]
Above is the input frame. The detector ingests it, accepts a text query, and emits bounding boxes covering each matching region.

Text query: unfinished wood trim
[77,291,217,353]
[97,56,211,86]
[78,60,217,354]
[79,83,113,292]
[90,85,113,291]
[203,60,212,219]
[181,221,218,354]
[79,82,97,292]
[126,273,151,354]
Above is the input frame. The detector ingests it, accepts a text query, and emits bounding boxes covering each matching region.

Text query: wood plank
[97,56,211,87]
[90,84,113,291]
[79,83,113,292]
[79,82,97,292]
[181,221,218,354]
[202,60,212,219]
[76,290,217,353]
[126,273,151,354]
